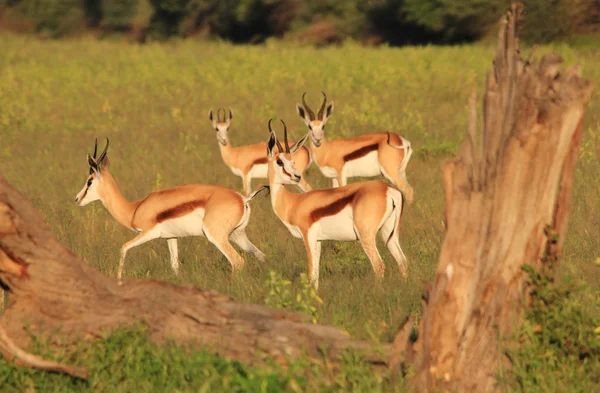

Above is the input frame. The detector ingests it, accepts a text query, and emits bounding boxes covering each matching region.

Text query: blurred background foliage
[0,0,598,44]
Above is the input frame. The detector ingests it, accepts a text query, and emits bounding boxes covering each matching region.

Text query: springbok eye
[276,158,283,167]
[87,179,93,187]
[215,128,218,132]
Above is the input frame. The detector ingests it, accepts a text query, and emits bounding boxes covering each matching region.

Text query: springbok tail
[386,188,405,246]
[398,139,413,176]
[386,132,413,174]
[243,185,270,203]
[386,132,410,150]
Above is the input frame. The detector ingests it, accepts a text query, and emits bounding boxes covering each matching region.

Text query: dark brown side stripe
[343,143,378,162]
[157,200,205,223]
[250,157,268,167]
[310,194,355,223]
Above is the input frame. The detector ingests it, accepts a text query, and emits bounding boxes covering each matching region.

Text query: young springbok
[265,119,408,290]
[75,138,266,281]
[296,92,415,203]
[209,107,313,195]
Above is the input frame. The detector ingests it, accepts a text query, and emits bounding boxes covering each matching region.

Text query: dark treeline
[0,0,598,45]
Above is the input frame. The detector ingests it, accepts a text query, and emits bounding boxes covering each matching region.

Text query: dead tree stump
[403,3,593,392]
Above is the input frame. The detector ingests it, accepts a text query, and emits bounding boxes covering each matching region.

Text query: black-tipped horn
[281,119,290,153]
[317,91,327,120]
[301,92,315,121]
[268,118,284,153]
[92,138,98,159]
[88,155,98,174]
[98,137,109,164]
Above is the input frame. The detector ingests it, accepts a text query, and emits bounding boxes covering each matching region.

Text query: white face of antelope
[296,91,334,147]
[266,120,308,185]
[74,138,110,207]
[208,108,233,146]
[75,171,101,206]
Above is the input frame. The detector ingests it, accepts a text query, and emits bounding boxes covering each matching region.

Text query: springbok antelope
[209,107,313,195]
[296,92,415,203]
[265,119,408,290]
[75,138,266,281]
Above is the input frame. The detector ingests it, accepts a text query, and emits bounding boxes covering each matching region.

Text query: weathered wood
[404,3,593,392]
[0,173,390,374]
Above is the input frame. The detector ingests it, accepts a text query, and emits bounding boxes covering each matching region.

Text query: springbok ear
[226,108,233,127]
[208,109,216,126]
[290,134,308,154]
[267,132,278,159]
[99,155,110,171]
[324,102,334,121]
[296,104,309,123]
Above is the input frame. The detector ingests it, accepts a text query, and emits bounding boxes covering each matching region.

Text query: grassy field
[0,33,598,391]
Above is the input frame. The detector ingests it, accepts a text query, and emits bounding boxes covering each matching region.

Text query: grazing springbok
[209,107,313,195]
[296,92,414,203]
[75,138,266,281]
[265,119,408,290]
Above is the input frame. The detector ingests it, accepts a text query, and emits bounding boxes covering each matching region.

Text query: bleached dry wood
[402,3,593,392]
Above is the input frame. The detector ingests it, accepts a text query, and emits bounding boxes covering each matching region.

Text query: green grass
[0,325,410,393]
[0,33,599,391]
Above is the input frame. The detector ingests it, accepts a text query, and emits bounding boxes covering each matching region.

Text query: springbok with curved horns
[296,92,414,203]
[209,107,313,195]
[75,138,266,281]
[265,119,408,290]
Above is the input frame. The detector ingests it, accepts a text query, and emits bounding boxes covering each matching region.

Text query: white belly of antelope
[230,167,243,177]
[318,165,338,179]
[284,222,303,239]
[159,210,205,238]
[316,206,358,241]
[250,163,268,178]
[344,151,380,178]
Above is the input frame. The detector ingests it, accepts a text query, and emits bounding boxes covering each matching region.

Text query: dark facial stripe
[157,200,205,223]
[282,167,293,178]
[343,143,379,162]
[80,187,89,201]
[310,194,355,223]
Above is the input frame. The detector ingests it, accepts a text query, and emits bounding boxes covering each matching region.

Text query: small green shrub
[264,270,323,323]
[500,264,600,393]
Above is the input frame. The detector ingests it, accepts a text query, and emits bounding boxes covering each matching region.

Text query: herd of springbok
[75,92,414,289]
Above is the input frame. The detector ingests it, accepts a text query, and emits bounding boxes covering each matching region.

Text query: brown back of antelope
[296,92,414,203]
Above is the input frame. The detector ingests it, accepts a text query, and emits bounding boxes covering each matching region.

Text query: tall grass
[0,33,598,390]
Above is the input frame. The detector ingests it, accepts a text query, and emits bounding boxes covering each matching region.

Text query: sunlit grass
[0,33,598,347]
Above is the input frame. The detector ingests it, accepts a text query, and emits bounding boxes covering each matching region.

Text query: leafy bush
[1,0,597,43]
[500,264,600,392]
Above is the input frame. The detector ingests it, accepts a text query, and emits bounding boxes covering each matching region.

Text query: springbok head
[266,119,308,185]
[75,137,110,206]
[208,108,233,146]
[295,91,334,147]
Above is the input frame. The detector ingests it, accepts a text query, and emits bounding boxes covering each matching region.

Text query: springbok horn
[98,137,110,164]
[89,138,99,174]
[317,91,327,120]
[268,119,284,153]
[302,92,315,121]
[281,120,290,153]
[92,138,98,159]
